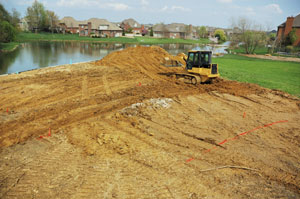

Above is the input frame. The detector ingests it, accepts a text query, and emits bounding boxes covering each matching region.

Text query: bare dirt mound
[1,46,300,198]
[0,46,296,148]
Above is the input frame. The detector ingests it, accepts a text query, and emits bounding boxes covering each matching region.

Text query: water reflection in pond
[0,41,228,75]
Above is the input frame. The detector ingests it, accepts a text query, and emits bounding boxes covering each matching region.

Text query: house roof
[153,23,187,33]
[60,17,122,31]
[167,23,186,33]
[278,22,286,28]
[122,18,141,28]
[153,24,165,32]
[278,13,300,28]
[60,16,83,27]
[292,13,300,27]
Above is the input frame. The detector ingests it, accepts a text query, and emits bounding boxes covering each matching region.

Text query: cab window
[188,53,194,63]
[194,53,199,65]
[187,53,195,69]
[200,53,209,64]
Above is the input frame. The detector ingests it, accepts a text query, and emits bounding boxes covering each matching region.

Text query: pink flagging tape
[218,139,228,145]
[186,158,194,162]
[186,120,288,163]
[37,128,52,140]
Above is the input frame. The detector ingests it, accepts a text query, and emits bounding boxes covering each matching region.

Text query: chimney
[284,16,294,36]
[189,24,193,33]
[88,22,92,36]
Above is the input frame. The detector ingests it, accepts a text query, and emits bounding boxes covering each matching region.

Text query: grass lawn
[0,42,19,52]
[232,46,269,55]
[16,32,211,44]
[214,54,300,97]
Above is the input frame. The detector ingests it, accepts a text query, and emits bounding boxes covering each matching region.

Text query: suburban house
[18,18,29,31]
[121,18,145,35]
[153,23,197,39]
[59,17,123,37]
[277,13,300,46]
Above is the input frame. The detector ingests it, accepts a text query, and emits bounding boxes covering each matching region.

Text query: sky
[1,0,300,30]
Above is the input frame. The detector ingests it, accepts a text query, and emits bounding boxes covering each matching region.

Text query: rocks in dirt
[120,98,174,117]
[148,98,173,109]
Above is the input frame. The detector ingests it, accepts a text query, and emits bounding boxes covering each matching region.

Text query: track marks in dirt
[102,74,112,96]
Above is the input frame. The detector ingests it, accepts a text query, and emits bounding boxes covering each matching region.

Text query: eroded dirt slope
[0,46,299,198]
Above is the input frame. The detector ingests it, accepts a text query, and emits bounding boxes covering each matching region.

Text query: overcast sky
[1,0,299,30]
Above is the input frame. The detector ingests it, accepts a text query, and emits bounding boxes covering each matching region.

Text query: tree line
[26,0,59,33]
[0,0,59,44]
[0,4,20,42]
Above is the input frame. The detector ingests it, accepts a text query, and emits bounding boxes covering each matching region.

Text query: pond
[0,41,228,75]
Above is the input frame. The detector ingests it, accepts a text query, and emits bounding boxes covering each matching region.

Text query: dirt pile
[96,45,184,77]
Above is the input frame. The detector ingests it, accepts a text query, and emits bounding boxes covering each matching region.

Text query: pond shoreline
[0,41,229,75]
[0,43,20,53]
[16,32,212,45]
[0,59,98,76]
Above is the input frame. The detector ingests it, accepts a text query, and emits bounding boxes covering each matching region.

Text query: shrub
[284,29,298,46]
[150,28,154,37]
[286,45,294,53]
[0,21,16,42]
[214,29,227,43]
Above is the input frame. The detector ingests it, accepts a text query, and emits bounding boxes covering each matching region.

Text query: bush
[214,29,226,43]
[150,28,154,37]
[286,45,294,53]
[284,29,298,46]
[0,21,16,42]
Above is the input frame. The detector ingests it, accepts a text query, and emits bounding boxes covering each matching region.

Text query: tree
[11,8,20,28]
[0,21,16,42]
[241,31,266,54]
[0,3,18,43]
[230,17,267,54]
[150,27,153,37]
[0,3,11,22]
[46,10,58,33]
[26,0,47,32]
[214,29,226,43]
[198,26,207,38]
[126,27,133,33]
[284,28,298,46]
[141,28,148,36]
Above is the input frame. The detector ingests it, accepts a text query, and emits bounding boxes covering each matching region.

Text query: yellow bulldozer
[164,50,220,85]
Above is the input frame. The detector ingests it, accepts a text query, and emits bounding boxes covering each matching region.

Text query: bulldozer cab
[186,51,212,70]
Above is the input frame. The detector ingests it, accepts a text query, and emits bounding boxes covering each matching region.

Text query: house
[18,18,29,31]
[152,24,166,38]
[59,17,123,37]
[277,14,300,46]
[59,16,80,34]
[121,18,145,35]
[153,23,197,39]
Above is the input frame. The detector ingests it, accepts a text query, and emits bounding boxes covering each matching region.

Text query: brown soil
[0,46,300,198]
[242,54,300,62]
